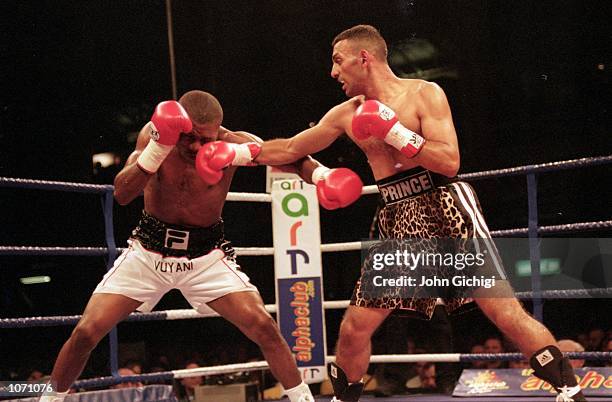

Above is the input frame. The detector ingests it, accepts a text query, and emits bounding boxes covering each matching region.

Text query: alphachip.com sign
[272,180,327,384]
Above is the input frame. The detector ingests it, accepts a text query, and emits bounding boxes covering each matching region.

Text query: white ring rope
[226,191,272,202]
[233,241,364,256]
[171,354,463,378]
[224,186,378,204]
[233,218,612,255]
[3,220,610,259]
[366,354,462,363]
[163,300,350,321]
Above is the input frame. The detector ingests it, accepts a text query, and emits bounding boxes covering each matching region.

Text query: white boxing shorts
[93,239,258,313]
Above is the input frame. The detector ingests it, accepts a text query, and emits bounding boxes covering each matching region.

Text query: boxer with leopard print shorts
[351,167,511,319]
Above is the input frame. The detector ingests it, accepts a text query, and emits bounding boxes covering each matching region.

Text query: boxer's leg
[330,306,392,401]
[476,294,587,401]
[44,293,142,400]
[449,183,587,400]
[208,291,314,402]
[43,242,161,401]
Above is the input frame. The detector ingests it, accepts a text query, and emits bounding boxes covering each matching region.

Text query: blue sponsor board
[277,277,326,368]
[454,367,612,397]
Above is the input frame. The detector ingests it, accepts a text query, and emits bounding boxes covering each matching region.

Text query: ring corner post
[526,172,543,322]
[102,187,120,376]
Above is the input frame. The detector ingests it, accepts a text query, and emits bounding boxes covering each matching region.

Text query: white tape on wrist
[311,166,330,184]
[385,122,425,154]
[231,143,255,166]
[136,140,174,173]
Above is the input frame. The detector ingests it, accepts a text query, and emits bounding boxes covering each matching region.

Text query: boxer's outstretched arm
[221,127,263,144]
[255,123,343,165]
[255,102,351,165]
[223,128,323,183]
[270,156,323,184]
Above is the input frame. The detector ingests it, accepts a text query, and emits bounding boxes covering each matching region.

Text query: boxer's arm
[224,128,324,183]
[254,104,350,165]
[413,83,460,177]
[293,156,323,184]
[225,125,363,209]
[255,123,343,165]
[263,157,322,184]
[220,127,264,144]
[113,125,155,205]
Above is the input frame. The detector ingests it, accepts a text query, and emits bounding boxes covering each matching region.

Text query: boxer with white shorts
[94,211,257,315]
[41,90,363,402]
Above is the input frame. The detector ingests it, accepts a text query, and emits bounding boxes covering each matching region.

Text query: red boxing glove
[137,101,192,173]
[352,100,426,158]
[312,167,363,210]
[150,101,193,145]
[196,141,261,185]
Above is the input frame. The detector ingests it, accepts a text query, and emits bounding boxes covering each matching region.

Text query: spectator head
[604,338,612,367]
[588,328,605,351]
[180,362,204,391]
[470,344,487,369]
[27,369,44,381]
[502,339,529,369]
[411,347,429,374]
[406,337,416,354]
[484,337,504,353]
[112,367,142,389]
[122,359,143,375]
[420,363,436,389]
[484,338,505,369]
[558,339,585,368]
[576,333,588,349]
[508,360,530,369]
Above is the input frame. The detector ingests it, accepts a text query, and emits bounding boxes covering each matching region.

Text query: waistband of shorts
[130,210,227,259]
[376,167,457,206]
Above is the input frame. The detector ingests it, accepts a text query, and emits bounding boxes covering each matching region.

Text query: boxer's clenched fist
[137,101,192,174]
[196,140,261,185]
[312,166,363,210]
[352,100,425,158]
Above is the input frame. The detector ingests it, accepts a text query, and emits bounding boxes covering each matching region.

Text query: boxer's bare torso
[329,80,427,180]
[117,124,252,227]
[255,79,456,181]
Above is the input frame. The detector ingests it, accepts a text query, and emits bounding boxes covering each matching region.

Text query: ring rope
[333,155,612,194]
[0,177,113,194]
[225,192,271,203]
[457,155,612,181]
[1,219,610,257]
[70,351,612,389]
[0,176,271,202]
[2,155,611,199]
[2,288,611,329]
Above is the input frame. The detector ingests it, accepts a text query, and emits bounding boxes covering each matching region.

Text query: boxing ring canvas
[303,396,612,402]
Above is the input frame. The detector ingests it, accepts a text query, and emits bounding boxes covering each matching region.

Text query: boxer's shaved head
[179,90,223,125]
[332,25,387,60]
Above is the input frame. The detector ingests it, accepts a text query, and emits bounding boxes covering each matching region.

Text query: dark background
[1,0,610,378]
